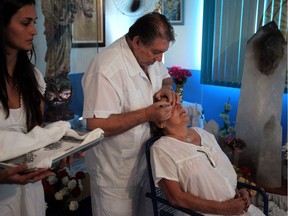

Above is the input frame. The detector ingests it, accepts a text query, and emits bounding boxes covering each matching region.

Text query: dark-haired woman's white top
[0,68,46,216]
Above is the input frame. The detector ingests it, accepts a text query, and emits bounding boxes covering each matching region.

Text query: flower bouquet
[168,66,191,101]
[219,98,246,166]
[234,165,258,196]
[42,167,86,216]
[219,97,246,151]
[168,66,192,85]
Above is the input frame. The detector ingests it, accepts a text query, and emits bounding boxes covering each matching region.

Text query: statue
[41,0,78,122]
[235,21,287,187]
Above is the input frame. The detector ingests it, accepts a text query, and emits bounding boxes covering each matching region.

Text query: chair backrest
[145,136,203,216]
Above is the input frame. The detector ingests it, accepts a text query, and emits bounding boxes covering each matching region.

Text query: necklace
[186,129,192,142]
[168,129,193,143]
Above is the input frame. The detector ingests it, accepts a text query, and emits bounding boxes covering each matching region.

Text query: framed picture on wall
[162,0,184,25]
[72,0,105,48]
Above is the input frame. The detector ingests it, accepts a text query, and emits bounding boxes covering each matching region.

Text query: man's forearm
[86,108,149,137]
[162,77,174,90]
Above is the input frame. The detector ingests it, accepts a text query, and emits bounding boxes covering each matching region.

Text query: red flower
[168,66,192,84]
[43,167,86,215]
[75,171,85,179]
[71,186,81,197]
[42,179,56,196]
[57,169,69,178]
[240,166,251,177]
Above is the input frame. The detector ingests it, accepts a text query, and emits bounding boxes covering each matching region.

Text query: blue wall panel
[69,71,287,144]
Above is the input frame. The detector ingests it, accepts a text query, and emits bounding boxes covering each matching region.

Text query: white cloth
[204,119,220,141]
[0,68,46,216]
[151,127,264,216]
[268,193,288,216]
[0,121,70,162]
[182,101,204,128]
[82,35,169,215]
[0,121,104,168]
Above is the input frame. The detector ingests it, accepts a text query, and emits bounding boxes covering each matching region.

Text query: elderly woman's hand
[235,188,252,212]
[0,164,53,185]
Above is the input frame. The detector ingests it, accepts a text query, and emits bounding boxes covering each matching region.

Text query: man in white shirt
[82,12,179,216]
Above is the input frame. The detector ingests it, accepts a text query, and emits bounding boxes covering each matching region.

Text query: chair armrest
[146,192,203,216]
[237,182,268,216]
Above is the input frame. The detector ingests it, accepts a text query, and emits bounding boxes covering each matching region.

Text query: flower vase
[176,84,184,102]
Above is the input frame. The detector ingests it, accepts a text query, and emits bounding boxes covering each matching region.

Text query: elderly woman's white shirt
[151,127,264,216]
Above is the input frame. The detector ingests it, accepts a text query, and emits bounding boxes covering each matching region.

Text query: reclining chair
[145,136,269,216]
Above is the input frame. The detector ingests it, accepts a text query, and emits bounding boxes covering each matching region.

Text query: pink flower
[225,134,234,144]
[168,66,192,84]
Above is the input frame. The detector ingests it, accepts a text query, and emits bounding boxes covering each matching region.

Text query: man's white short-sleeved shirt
[82,36,170,187]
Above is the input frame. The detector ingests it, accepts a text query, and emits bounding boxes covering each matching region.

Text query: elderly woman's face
[168,104,189,124]
[159,96,189,126]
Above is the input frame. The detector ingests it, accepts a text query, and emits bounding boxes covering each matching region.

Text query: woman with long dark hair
[0,0,52,215]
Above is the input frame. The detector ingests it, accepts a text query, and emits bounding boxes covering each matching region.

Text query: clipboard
[0,133,104,172]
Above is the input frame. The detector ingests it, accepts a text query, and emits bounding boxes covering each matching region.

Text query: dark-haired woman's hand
[0,164,53,185]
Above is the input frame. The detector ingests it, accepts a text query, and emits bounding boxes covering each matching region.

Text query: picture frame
[72,0,105,48]
[162,0,184,25]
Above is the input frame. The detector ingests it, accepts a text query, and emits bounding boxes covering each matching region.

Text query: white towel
[0,121,104,168]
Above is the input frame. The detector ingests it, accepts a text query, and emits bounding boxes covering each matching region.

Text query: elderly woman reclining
[150,98,264,216]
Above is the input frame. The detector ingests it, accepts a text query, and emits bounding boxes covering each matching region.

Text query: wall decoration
[162,0,184,25]
[42,0,76,122]
[72,0,105,47]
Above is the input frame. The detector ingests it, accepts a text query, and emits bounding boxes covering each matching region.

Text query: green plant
[219,97,246,150]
